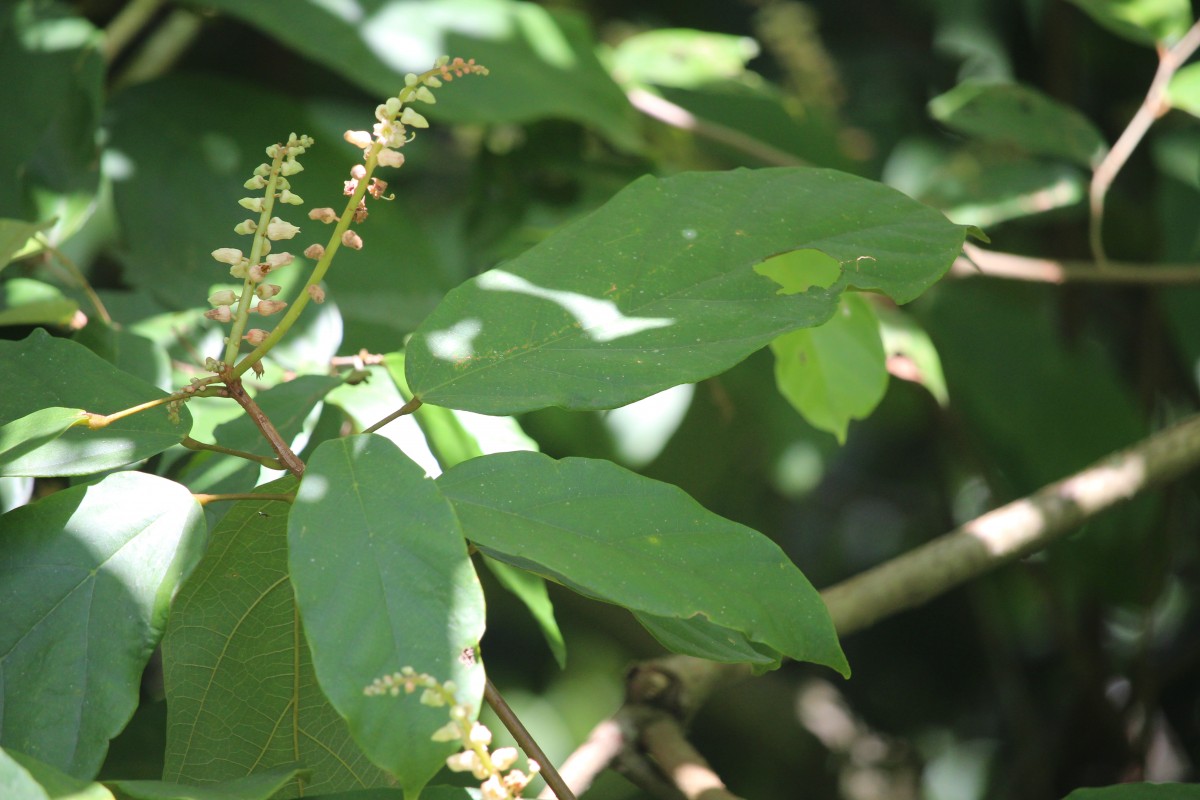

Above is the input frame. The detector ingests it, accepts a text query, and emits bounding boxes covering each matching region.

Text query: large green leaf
[928,81,1108,169]
[0,330,190,476]
[0,473,206,779]
[436,451,849,675]
[200,0,638,149]
[110,769,302,800]
[0,407,87,476]
[289,435,486,794]
[1066,0,1192,46]
[1,747,113,800]
[405,167,966,414]
[770,293,888,444]
[162,481,390,797]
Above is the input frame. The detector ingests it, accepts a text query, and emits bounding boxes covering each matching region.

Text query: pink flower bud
[342,230,363,250]
[243,329,268,345]
[254,299,287,315]
[307,284,326,304]
[204,306,232,323]
[350,164,367,180]
[308,207,339,223]
[249,263,268,282]
[304,243,325,259]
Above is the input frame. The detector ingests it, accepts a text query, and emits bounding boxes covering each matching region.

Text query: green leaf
[1,748,113,800]
[109,769,303,800]
[876,304,948,406]
[0,218,55,269]
[481,556,567,669]
[928,81,1108,169]
[0,278,79,327]
[0,329,190,476]
[0,473,206,779]
[770,293,888,444]
[1167,63,1200,118]
[633,612,781,668]
[199,0,639,149]
[0,407,86,475]
[406,167,966,414]
[1065,0,1192,46]
[1062,784,1200,799]
[436,451,849,675]
[163,481,390,797]
[289,435,486,794]
[610,29,760,89]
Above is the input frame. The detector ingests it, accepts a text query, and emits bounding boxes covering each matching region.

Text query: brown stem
[223,377,306,478]
[1089,20,1200,265]
[956,243,1200,284]
[483,679,576,800]
[638,713,744,800]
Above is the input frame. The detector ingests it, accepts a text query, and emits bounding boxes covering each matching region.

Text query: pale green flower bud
[253,163,271,177]
[404,73,419,87]
[208,289,238,306]
[234,219,257,235]
[260,239,272,254]
[400,107,429,128]
[386,97,403,116]
[279,189,304,205]
[424,75,443,88]
[230,262,248,279]
[266,217,301,240]
[265,143,281,158]
[430,722,460,742]
[243,175,267,190]
[414,86,436,104]
[280,158,304,176]
[238,197,265,212]
[420,687,445,707]
[276,177,291,190]
[211,248,244,265]
[435,55,450,67]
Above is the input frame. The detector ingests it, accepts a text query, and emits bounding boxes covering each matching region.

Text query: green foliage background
[3,1,1200,799]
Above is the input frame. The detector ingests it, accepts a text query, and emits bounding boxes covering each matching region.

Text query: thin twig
[223,378,306,478]
[34,234,112,324]
[364,396,423,434]
[182,435,285,471]
[193,491,294,506]
[110,8,203,90]
[955,243,1200,284]
[484,680,577,800]
[626,88,808,167]
[103,0,165,63]
[1089,20,1200,265]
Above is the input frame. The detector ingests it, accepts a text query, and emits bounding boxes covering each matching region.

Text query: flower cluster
[365,667,539,800]
[205,133,313,361]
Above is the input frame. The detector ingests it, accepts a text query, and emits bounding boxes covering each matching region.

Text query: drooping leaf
[199,0,639,149]
[0,2,104,240]
[0,329,190,476]
[436,451,849,675]
[482,557,567,669]
[289,435,486,794]
[406,167,967,414]
[928,81,1108,169]
[109,768,303,800]
[162,480,389,797]
[1,747,113,800]
[770,293,889,444]
[1167,63,1200,118]
[0,218,55,270]
[875,303,948,406]
[0,473,206,779]
[1065,0,1193,47]
[0,407,86,475]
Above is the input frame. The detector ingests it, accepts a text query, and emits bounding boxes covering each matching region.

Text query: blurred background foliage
[5,0,1200,798]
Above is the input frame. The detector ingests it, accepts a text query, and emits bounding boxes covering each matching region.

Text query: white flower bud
[350,164,367,180]
[445,751,483,776]
[204,306,232,323]
[265,252,294,268]
[435,55,450,67]
[377,148,405,168]
[253,163,271,177]
[266,217,301,240]
[490,747,518,771]
[467,722,492,747]
[230,262,248,279]
[404,73,419,87]
[386,96,403,116]
[414,86,436,104]
[260,238,271,254]
[238,197,265,212]
[343,129,372,149]
[424,75,443,88]
[208,289,238,306]
[234,219,257,235]
[308,207,338,223]
[400,107,429,128]
[480,776,506,800]
[211,248,243,265]
[341,230,363,250]
[307,284,326,304]
[504,770,532,794]
[256,283,281,299]
[304,243,325,259]
[254,299,287,315]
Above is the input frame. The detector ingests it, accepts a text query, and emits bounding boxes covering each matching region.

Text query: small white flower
[490,747,518,771]
[266,217,301,240]
[445,750,485,779]
[480,775,506,800]
[467,722,492,747]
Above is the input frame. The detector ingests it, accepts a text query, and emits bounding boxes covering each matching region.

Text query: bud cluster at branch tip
[365,666,538,800]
